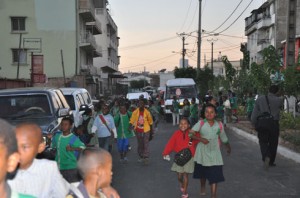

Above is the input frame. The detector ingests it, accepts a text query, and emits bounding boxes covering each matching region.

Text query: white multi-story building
[245,0,288,65]
[0,0,118,97]
[94,2,120,96]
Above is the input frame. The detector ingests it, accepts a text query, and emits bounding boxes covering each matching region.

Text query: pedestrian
[189,97,198,127]
[83,108,98,147]
[246,92,255,120]
[9,123,71,197]
[162,118,197,198]
[230,92,238,123]
[0,119,34,198]
[148,100,160,132]
[251,85,283,170]
[182,98,190,119]
[223,95,231,125]
[76,147,120,198]
[190,104,231,198]
[92,103,117,152]
[129,98,153,165]
[51,117,85,183]
[172,96,180,126]
[114,103,134,163]
[110,99,120,117]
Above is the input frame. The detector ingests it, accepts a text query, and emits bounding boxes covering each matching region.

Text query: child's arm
[66,145,83,151]
[189,131,209,145]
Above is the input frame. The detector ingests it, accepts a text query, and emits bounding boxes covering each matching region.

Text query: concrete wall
[0,0,77,79]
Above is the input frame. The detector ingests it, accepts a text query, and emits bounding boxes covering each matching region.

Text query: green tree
[196,66,214,99]
[174,67,197,80]
[282,66,300,97]
[222,55,236,87]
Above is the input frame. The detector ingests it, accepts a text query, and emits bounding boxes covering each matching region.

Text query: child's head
[179,118,190,132]
[78,148,112,189]
[101,104,110,115]
[183,98,189,105]
[60,117,73,133]
[75,125,84,135]
[15,123,45,169]
[205,103,217,121]
[191,97,196,104]
[119,103,127,114]
[0,119,20,183]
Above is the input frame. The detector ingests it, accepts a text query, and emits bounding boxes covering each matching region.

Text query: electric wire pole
[197,0,202,76]
[285,0,297,67]
[207,38,218,74]
[177,32,190,68]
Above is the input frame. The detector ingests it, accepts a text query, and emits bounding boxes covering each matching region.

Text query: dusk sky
[108,0,266,73]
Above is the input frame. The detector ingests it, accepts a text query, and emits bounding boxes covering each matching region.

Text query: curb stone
[229,126,300,164]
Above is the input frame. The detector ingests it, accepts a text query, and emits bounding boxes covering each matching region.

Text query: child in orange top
[162,118,198,198]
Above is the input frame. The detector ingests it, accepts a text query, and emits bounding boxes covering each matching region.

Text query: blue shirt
[93,114,116,138]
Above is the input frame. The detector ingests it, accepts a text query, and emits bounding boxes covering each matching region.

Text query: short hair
[62,117,74,125]
[269,84,279,94]
[205,103,217,113]
[15,122,43,142]
[0,119,18,157]
[77,147,111,178]
[180,117,190,125]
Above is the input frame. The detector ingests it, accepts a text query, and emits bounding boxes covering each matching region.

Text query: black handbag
[174,138,193,166]
[255,96,275,131]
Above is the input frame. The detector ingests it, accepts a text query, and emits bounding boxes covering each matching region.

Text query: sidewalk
[227,122,300,164]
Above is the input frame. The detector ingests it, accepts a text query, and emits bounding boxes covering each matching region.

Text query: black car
[0,87,72,159]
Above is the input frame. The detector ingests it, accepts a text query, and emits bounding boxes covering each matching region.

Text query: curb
[229,126,300,164]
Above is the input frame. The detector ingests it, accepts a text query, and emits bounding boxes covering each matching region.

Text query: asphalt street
[111,121,300,198]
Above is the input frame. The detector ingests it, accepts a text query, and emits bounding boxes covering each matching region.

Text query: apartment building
[0,0,115,97]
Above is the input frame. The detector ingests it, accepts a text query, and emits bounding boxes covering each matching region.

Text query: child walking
[162,118,197,198]
[114,103,134,163]
[190,104,231,198]
[51,117,86,183]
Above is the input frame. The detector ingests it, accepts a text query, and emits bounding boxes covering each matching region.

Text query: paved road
[111,121,300,198]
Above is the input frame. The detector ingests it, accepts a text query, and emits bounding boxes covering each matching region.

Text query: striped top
[192,120,229,166]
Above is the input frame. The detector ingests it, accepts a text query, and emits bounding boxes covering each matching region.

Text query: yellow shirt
[130,108,153,133]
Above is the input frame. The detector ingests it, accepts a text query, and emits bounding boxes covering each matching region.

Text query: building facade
[0,0,118,97]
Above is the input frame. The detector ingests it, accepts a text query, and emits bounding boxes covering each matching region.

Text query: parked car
[60,87,94,127]
[0,87,72,159]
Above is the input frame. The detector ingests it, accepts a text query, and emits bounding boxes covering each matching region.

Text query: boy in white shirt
[8,123,71,198]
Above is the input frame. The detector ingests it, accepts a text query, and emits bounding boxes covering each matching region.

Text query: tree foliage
[282,66,300,97]
[196,66,214,98]
[174,67,197,80]
[222,55,236,86]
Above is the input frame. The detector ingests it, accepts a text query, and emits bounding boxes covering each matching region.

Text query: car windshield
[0,94,52,119]
[166,86,197,99]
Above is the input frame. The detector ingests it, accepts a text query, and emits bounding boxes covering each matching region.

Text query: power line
[119,36,177,51]
[210,0,244,33]
[119,54,177,69]
[178,0,193,32]
[217,0,254,34]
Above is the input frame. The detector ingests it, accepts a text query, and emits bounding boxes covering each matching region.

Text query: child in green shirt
[51,117,85,183]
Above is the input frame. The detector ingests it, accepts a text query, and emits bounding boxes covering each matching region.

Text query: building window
[11,17,26,32]
[12,49,27,64]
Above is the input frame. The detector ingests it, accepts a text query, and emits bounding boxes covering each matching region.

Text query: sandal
[181,194,188,198]
[180,187,184,193]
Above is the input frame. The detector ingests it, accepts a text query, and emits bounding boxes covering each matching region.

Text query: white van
[60,88,94,127]
[164,78,198,121]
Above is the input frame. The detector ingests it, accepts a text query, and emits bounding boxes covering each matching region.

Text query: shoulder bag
[255,96,274,131]
[174,137,193,166]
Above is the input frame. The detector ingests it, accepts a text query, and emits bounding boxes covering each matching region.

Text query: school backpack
[54,132,80,159]
[198,119,223,146]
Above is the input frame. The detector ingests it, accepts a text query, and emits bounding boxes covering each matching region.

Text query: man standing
[129,99,153,165]
[251,85,283,170]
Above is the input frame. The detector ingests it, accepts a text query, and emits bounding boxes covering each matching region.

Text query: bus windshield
[165,85,197,99]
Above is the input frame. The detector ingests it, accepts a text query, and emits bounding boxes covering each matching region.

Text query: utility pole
[207,38,218,74]
[197,0,202,74]
[177,32,190,68]
[285,0,297,67]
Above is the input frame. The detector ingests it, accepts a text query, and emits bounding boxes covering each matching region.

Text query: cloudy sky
[108,0,266,73]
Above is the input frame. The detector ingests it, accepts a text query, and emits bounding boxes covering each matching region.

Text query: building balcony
[79,0,95,22]
[80,64,98,75]
[86,20,102,35]
[257,39,270,52]
[245,22,257,36]
[257,16,273,30]
[79,31,96,50]
[94,46,103,57]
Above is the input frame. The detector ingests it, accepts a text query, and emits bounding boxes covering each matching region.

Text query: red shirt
[135,110,144,133]
[162,129,198,157]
